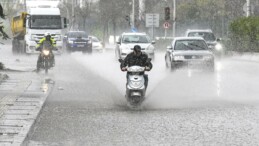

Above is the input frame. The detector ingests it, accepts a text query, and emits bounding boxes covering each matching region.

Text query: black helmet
[133,45,141,52]
[44,32,51,40]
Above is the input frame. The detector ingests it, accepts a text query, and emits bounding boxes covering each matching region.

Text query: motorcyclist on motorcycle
[36,32,57,71]
[120,45,153,89]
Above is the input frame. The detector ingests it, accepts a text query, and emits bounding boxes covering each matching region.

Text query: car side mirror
[151,41,156,44]
[116,41,121,45]
[167,46,172,50]
[217,38,221,42]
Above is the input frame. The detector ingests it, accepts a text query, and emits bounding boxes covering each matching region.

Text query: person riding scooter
[120,45,152,89]
[36,32,57,71]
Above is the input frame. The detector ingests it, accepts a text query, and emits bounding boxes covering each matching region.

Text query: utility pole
[247,0,251,17]
[139,0,145,21]
[24,0,26,11]
[132,0,135,29]
[172,0,176,38]
[72,0,75,30]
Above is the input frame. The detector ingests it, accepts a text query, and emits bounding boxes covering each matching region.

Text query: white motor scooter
[119,59,151,107]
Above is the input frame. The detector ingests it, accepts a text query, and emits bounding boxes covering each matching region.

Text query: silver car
[165,37,214,71]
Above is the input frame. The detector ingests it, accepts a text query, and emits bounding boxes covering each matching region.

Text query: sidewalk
[0,71,54,146]
[228,52,259,62]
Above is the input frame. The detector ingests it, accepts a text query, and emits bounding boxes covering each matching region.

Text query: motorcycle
[36,41,54,74]
[119,58,151,107]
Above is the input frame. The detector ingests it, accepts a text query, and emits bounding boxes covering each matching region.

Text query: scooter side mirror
[118,59,123,63]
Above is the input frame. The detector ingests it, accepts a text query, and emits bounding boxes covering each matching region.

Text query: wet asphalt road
[1,46,259,145]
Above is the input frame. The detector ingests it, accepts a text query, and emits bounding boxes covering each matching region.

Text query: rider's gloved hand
[121,67,127,71]
[145,67,150,71]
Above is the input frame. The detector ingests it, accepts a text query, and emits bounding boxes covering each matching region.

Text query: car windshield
[30,15,61,29]
[122,35,150,43]
[91,37,100,42]
[68,32,88,38]
[188,32,216,42]
[174,40,208,51]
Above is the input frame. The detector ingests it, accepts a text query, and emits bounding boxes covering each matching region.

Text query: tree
[0,3,9,42]
[0,3,9,70]
[99,0,131,44]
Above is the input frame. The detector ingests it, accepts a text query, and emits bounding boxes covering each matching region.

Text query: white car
[89,36,104,52]
[115,32,155,59]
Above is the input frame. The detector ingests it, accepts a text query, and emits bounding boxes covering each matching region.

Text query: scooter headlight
[43,49,50,56]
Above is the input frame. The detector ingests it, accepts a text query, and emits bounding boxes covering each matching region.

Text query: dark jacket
[120,52,153,71]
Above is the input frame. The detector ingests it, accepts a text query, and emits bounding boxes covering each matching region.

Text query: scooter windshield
[127,66,145,73]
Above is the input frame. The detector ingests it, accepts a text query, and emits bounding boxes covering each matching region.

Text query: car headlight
[174,55,184,60]
[121,45,130,50]
[68,40,73,44]
[215,43,223,51]
[43,50,50,56]
[31,35,37,41]
[98,43,103,48]
[203,55,213,60]
[147,45,154,50]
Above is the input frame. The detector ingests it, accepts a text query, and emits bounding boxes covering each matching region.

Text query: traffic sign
[163,22,170,29]
[131,27,138,32]
[145,13,159,28]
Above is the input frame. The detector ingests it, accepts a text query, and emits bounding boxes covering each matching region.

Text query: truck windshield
[30,15,61,29]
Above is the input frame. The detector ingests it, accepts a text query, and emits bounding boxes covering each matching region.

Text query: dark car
[63,31,92,54]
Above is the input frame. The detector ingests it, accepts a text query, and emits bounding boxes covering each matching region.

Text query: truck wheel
[12,40,17,55]
[20,41,26,54]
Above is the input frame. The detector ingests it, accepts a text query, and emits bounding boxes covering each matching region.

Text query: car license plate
[77,45,84,47]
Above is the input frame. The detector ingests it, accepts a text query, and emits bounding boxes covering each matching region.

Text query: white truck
[11,5,68,54]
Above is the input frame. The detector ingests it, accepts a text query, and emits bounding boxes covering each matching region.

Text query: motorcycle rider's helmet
[133,45,141,56]
[44,32,51,41]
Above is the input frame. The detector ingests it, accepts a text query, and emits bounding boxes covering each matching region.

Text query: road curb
[0,73,9,83]
[21,79,55,146]
[0,77,55,146]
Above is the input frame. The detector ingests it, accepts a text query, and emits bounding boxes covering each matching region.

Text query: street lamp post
[132,0,135,29]
[247,0,251,17]
[172,0,176,38]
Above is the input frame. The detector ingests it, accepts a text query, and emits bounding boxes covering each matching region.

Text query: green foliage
[0,3,9,41]
[229,16,259,52]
